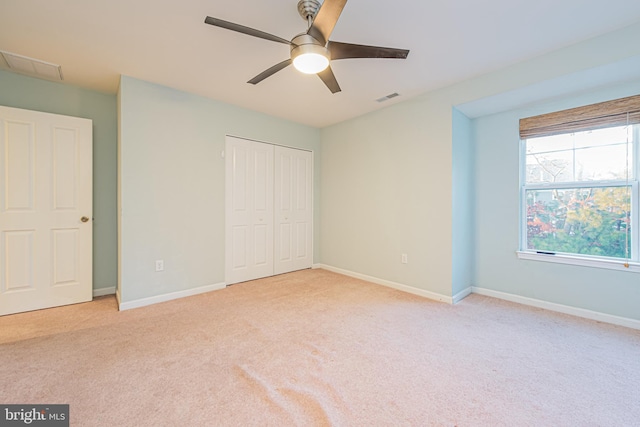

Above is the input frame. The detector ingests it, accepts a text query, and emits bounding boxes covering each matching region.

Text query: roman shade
[519,94,640,139]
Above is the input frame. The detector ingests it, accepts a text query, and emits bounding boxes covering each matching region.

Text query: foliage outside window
[521,124,638,261]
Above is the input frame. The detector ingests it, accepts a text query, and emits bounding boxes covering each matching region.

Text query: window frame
[518,125,640,272]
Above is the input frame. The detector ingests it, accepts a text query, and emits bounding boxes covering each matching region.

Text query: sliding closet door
[274,146,313,275]
[225,136,274,285]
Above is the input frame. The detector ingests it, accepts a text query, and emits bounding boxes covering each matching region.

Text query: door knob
[81,216,90,223]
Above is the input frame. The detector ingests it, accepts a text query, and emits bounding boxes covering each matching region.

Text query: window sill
[516,251,640,273]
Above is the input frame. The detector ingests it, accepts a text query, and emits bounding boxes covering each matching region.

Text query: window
[518,95,640,270]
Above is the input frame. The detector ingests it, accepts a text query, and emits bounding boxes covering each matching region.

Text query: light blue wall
[0,70,117,292]
[452,108,474,296]
[320,21,640,307]
[473,81,640,320]
[118,76,321,303]
[320,97,455,297]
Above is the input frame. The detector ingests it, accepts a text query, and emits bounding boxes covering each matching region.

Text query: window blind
[519,94,640,139]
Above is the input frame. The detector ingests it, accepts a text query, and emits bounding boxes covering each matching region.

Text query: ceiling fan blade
[328,41,410,60]
[307,0,347,45]
[317,65,341,94]
[204,16,291,45]
[247,59,292,85]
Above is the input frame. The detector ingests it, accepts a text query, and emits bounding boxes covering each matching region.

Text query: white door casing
[274,145,313,275]
[0,106,93,316]
[225,136,274,285]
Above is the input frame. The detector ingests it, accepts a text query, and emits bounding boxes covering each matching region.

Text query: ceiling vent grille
[376,92,400,103]
[0,50,63,81]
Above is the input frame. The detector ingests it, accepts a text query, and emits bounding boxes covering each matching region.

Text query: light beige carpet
[1,269,638,426]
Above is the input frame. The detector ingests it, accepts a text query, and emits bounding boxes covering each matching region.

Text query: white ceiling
[2,0,640,128]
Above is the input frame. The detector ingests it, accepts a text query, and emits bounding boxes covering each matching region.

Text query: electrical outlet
[401,254,408,264]
[155,260,164,272]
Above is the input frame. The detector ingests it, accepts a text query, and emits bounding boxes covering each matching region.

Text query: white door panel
[4,120,35,212]
[0,106,92,316]
[274,146,312,275]
[52,228,79,286]
[52,126,80,210]
[225,136,274,284]
[296,222,309,258]
[3,230,34,291]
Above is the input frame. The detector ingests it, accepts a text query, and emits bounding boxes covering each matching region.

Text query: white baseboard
[315,264,453,304]
[471,286,640,330]
[452,287,472,304]
[118,282,227,311]
[312,265,639,329]
[93,286,116,297]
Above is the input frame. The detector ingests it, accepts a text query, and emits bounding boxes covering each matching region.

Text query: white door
[274,146,313,275]
[225,136,274,285]
[0,106,93,316]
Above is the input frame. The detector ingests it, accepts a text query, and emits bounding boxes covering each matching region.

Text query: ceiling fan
[204,0,410,94]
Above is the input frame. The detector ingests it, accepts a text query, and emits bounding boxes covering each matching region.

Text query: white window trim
[516,250,640,273]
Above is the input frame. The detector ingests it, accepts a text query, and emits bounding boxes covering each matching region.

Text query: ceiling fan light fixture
[290,39,330,74]
[293,52,329,74]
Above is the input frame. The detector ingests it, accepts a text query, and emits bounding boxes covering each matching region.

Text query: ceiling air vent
[0,50,63,81]
[376,92,400,103]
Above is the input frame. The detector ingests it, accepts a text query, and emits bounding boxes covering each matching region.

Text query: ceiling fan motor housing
[291,34,328,55]
[290,33,330,73]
